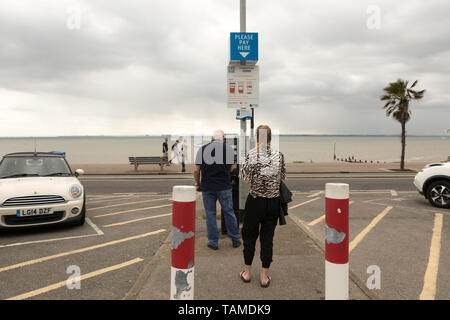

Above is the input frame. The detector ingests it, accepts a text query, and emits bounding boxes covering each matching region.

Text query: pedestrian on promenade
[194,129,241,250]
[238,124,286,288]
[162,138,169,158]
[181,139,188,173]
[169,139,180,164]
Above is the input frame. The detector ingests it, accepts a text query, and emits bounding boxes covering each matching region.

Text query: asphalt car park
[0,183,448,300]
[287,190,450,300]
[0,193,172,300]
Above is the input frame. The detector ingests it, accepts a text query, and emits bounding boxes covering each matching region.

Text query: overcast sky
[1,0,449,136]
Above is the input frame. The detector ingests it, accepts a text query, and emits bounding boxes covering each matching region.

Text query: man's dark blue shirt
[195,140,235,192]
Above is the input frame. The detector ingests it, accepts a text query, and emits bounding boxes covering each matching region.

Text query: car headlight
[69,184,83,198]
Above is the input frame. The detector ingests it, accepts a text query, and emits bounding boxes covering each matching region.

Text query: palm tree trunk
[400,121,406,170]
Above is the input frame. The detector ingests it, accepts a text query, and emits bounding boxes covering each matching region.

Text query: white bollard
[325,183,349,300]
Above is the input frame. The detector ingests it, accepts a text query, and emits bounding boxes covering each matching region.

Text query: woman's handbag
[279,181,293,225]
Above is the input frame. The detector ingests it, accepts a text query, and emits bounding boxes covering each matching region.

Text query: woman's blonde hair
[256,124,271,152]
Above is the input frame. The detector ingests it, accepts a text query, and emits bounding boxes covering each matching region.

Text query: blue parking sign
[230,32,258,61]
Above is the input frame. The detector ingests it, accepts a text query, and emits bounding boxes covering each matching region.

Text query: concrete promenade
[71,161,434,175]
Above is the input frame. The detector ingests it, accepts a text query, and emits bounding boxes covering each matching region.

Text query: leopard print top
[239,147,286,198]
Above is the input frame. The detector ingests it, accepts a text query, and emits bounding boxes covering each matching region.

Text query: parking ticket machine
[221,134,243,234]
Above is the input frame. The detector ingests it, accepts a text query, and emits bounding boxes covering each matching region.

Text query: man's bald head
[212,129,225,142]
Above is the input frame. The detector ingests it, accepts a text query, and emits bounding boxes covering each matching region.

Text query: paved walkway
[72,161,433,175]
[127,193,371,300]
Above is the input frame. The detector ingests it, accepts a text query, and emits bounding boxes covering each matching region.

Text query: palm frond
[412,89,425,100]
[381,79,425,120]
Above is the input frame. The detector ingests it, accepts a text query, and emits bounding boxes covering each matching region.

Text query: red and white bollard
[325,183,349,300]
[170,186,196,300]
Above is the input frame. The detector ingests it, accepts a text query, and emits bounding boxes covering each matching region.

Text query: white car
[0,152,86,228]
[414,162,450,208]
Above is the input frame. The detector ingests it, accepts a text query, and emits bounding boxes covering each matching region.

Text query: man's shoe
[232,239,241,248]
[208,243,218,250]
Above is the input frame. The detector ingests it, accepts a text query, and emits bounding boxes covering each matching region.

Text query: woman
[238,124,286,288]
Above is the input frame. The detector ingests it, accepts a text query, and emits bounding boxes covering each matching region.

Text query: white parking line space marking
[88,197,170,211]
[350,191,392,194]
[81,179,186,182]
[420,213,444,300]
[308,189,396,195]
[113,192,168,196]
[87,195,141,204]
[87,193,170,205]
[86,218,104,235]
[102,213,172,228]
[0,218,104,248]
[87,194,130,200]
[87,194,119,198]
[6,257,144,300]
[362,197,450,215]
[93,204,172,218]
[289,177,414,180]
[0,234,99,249]
[0,229,166,273]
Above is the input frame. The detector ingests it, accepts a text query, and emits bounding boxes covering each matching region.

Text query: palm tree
[380,79,425,170]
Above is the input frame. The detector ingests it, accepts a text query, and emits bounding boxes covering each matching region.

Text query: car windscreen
[0,157,72,178]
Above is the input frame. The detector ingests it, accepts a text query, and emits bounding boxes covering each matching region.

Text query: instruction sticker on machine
[227,64,259,108]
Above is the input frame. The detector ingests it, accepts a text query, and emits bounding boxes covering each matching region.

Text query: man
[162,138,169,158]
[181,139,188,173]
[169,139,180,164]
[194,129,241,250]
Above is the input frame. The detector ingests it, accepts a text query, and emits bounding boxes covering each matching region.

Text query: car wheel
[426,180,450,209]
[70,196,86,226]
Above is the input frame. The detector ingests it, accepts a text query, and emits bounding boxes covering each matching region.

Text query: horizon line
[0,134,448,138]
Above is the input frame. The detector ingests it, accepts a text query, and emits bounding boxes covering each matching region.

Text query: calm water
[0,136,448,164]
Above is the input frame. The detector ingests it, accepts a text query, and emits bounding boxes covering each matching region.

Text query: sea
[0,135,448,164]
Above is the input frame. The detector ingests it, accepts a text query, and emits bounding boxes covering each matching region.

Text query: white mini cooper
[0,152,86,228]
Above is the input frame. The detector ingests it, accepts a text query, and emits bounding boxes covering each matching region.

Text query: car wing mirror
[75,169,85,177]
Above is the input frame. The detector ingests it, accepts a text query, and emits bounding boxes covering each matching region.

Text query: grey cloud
[0,0,449,136]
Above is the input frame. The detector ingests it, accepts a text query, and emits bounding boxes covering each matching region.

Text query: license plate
[16,208,54,217]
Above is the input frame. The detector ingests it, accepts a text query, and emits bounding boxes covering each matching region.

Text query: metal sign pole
[238,0,249,213]
[250,108,255,149]
[240,0,246,151]
[240,0,246,34]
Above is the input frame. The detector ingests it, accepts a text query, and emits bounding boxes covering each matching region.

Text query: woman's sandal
[240,271,251,283]
[260,276,271,288]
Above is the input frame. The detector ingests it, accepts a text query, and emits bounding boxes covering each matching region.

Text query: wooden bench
[128,156,169,171]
